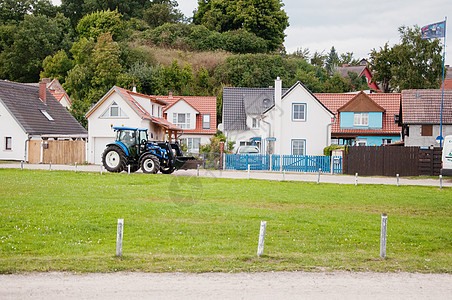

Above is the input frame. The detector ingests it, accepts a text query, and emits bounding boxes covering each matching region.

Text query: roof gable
[338,91,385,112]
[164,98,200,113]
[0,80,86,136]
[401,89,452,124]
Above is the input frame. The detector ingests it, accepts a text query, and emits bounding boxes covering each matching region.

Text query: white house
[24,78,72,109]
[161,93,217,153]
[85,86,182,164]
[0,80,87,162]
[223,78,334,155]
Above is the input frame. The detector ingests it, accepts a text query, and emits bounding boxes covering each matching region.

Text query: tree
[0,14,67,82]
[0,0,57,24]
[143,2,184,28]
[193,0,289,51]
[76,9,125,40]
[370,25,443,92]
[40,50,74,84]
[310,50,326,67]
[326,46,340,75]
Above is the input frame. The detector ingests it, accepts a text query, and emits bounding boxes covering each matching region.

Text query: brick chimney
[39,81,47,103]
[42,78,51,84]
[169,92,173,99]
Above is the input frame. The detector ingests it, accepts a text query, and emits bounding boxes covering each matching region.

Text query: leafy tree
[310,50,326,67]
[340,52,359,66]
[370,26,443,91]
[143,2,184,28]
[0,0,57,24]
[126,62,163,95]
[40,50,74,84]
[91,32,122,88]
[323,73,352,93]
[76,9,125,40]
[193,0,289,51]
[0,14,67,82]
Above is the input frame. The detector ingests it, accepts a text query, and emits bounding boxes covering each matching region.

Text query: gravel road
[1,272,451,300]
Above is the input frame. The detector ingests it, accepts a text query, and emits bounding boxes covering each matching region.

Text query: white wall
[165,100,199,130]
[405,124,452,147]
[0,102,28,161]
[264,84,333,155]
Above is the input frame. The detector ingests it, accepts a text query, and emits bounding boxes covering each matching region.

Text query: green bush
[323,145,345,156]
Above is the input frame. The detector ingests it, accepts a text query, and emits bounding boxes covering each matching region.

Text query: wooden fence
[28,140,86,164]
[343,146,442,176]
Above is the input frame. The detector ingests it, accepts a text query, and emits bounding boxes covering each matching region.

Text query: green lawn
[0,169,451,273]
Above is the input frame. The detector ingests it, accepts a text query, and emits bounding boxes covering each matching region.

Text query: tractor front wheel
[141,154,160,174]
[160,166,175,174]
[102,146,127,172]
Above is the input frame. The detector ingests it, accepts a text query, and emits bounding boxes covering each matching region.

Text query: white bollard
[75,162,77,173]
[317,168,321,185]
[440,175,443,189]
[355,173,358,186]
[257,220,267,257]
[380,213,388,258]
[21,161,23,171]
[197,165,200,178]
[282,170,286,181]
[248,164,250,180]
[128,164,130,175]
[116,219,124,257]
[100,165,103,175]
[397,174,399,187]
[49,162,52,172]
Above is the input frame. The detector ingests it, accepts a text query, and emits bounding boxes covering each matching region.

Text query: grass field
[0,169,451,273]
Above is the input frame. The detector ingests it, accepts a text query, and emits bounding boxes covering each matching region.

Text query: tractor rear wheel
[102,146,127,172]
[141,154,160,174]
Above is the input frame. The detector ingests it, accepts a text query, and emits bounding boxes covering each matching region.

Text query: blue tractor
[102,127,196,174]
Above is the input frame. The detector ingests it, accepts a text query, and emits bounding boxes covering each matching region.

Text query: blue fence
[225,154,342,174]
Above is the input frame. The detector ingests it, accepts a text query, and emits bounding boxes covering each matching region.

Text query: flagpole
[439,16,447,147]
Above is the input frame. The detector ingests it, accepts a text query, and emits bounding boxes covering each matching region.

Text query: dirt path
[1,272,451,299]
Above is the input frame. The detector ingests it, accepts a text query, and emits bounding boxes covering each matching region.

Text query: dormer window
[40,110,54,121]
[354,113,369,126]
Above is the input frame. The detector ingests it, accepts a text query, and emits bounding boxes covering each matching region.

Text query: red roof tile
[401,89,452,124]
[315,93,402,135]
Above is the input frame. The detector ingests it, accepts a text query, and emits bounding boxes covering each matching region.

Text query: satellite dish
[217,123,224,132]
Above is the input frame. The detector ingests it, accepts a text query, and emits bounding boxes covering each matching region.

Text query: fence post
[380,213,388,258]
[330,156,334,175]
[396,174,399,187]
[257,220,267,257]
[440,175,443,189]
[355,173,358,186]
[116,219,124,257]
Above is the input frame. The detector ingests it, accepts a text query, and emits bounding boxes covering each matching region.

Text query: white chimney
[274,77,283,155]
[132,86,137,93]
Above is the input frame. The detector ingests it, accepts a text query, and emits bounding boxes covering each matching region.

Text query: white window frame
[40,110,54,121]
[292,103,306,121]
[100,101,128,118]
[203,114,211,129]
[354,113,369,126]
[5,137,12,151]
[291,139,306,155]
[173,113,190,129]
[252,117,260,129]
[181,137,201,153]
[355,138,367,146]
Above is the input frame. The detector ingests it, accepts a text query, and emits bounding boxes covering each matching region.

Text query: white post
[75,162,77,173]
[128,164,130,175]
[197,165,199,178]
[116,219,124,257]
[440,175,443,189]
[330,156,334,175]
[282,170,285,181]
[269,154,272,171]
[49,162,52,172]
[100,165,103,175]
[380,213,388,258]
[257,220,267,257]
[280,155,283,172]
[21,161,23,171]
[396,174,399,187]
[248,164,250,180]
[355,173,358,186]
[222,154,226,170]
[317,168,321,185]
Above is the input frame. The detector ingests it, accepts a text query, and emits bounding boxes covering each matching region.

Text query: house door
[28,140,41,163]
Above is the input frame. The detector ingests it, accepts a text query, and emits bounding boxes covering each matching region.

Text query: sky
[51,0,451,65]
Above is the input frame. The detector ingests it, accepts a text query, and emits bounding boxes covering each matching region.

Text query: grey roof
[335,65,366,78]
[0,80,87,136]
[223,87,289,131]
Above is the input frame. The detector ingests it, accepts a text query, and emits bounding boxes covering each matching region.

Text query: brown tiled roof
[401,89,452,124]
[159,94,217,134]
[335,65,366,78]
[316,92,402,134]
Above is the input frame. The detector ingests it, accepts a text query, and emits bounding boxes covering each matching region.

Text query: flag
[421,20,446,39]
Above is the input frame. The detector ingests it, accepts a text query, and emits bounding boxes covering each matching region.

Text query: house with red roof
[85,86,182,164]
[24,78,72,109]
[316,92,402,146]
[159,92,217,153]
